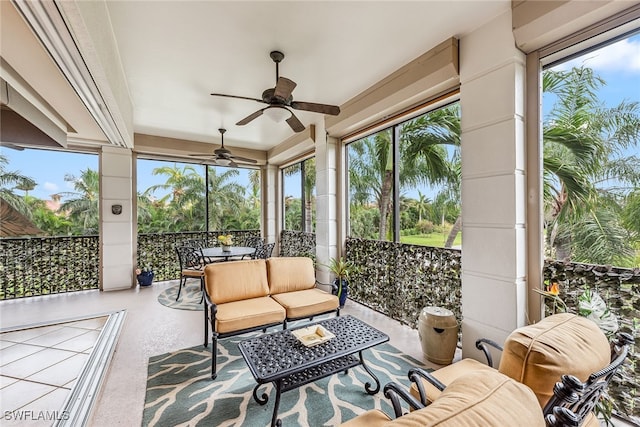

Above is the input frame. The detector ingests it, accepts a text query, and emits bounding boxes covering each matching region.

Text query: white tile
[52,330,101,353]
[1,325,63,344]
[24,327,87,347]
[0,379,57,412]
[27,353,89,387]
[1,348,76,378]
[66,317,108,330]
[0,374,19,389]
[0,344,43,366]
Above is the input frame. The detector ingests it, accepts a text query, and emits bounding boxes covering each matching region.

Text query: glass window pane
[208,166,260,231]
[2,148,98,236]
[398,103,461,248]
[283,163,302,231]
[137,159,205,232]
[347,128,394,241]
[303,158,316,233]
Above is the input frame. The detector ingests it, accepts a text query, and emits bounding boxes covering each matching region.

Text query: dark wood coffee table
[238,315,390,426]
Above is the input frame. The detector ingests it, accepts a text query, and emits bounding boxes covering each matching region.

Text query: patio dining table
[201,246,256,262]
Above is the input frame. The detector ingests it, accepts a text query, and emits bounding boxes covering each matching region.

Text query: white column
[262,164,279,248]
[100,146,134,291]
[315,123,338,286]
[459,10,527,358]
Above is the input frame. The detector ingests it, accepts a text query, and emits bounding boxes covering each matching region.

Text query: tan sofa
[203,256,339,379]
[341,369,545,426]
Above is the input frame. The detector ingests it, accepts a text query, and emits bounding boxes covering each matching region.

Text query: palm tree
[146,164,206,231]
[415,191,431,224]
[0,153,37,215]
[543,66,640,265]
[207,166,245,230]
[283,159,316,231]
[58,168,100,234]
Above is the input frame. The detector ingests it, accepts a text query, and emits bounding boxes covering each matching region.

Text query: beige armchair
[408,313,633,426]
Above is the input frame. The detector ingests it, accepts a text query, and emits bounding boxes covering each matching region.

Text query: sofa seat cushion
[390,370,544,426]
[267,257,316,294]
[204,259,269,304]
[410,358,494,404]
[499,313,610,407]
[215,297,285,334]
[271,288,339,319]
[340,410,391,427]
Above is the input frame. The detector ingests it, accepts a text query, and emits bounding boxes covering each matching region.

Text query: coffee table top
[238,315,389,383]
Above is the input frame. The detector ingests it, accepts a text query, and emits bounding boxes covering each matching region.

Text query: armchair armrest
[475,338,503,368]
[408,367,446,405]
[383,382,425,418]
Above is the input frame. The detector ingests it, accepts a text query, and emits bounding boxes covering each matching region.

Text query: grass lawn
[401,232,462,248]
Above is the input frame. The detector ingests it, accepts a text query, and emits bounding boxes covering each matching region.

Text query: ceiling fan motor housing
[262,88,293,105]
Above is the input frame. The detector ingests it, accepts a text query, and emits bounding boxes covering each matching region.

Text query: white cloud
[44,182,59,192]
[557,37,640,73]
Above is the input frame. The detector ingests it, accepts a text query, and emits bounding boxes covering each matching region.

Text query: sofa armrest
[383,382,425,418]
[408,367,446,405]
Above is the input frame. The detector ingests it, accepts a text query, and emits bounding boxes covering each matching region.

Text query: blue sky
[3,34,639,203]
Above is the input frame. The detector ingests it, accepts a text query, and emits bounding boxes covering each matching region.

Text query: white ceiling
[104,1,510,152]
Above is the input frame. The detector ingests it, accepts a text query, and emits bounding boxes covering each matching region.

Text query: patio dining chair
[255,242,275,259]
[407,313,634,427]
[174,245,205,302]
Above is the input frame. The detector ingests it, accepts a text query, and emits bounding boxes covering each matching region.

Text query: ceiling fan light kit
[211,51,340,133]
[264,106,290,123]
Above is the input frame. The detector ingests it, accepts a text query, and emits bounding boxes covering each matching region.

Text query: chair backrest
[543,332,634,426]
[184,238,205,249]
[498,313,612,407]
[175,245,203,270]
[266,256,315,294]
[204,259,269,304]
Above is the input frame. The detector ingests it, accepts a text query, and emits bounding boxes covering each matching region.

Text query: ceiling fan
[189,128,257,167]
[211,51,340,133]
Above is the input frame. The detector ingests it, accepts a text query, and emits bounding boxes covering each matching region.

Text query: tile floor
[0,316,107,426]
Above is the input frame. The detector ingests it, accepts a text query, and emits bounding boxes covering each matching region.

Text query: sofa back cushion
[204,259,269,304]
[389,370,544,426]
[498,313,610,407]
[266,257,316,295]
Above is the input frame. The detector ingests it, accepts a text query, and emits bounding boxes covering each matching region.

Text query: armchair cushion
[204,259,269,304]
[499,313,610,406]
[392,370,544,426]
[267,257,316,294]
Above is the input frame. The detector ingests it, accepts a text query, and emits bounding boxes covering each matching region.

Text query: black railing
[0,235,100,299]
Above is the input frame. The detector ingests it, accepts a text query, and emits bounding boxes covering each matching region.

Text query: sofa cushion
[498,313,610,406]
[204,259,269,304]
[389,370,544,426]
[270,288,339,319]
[410,358,494,404]
[215,297,285,333]
[267,257,316,294]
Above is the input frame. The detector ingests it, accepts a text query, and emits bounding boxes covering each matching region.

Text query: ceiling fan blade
[291,101,340,116]
[230,155,257,164]
[274,77,296,100]
[211,93,265,104]
[236,109,265,126]
[228,160,238,168]
[286,112,305,133]
[187,153,214,157]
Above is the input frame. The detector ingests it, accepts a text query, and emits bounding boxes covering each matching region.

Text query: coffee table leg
[271,379,283,427]
[358,350,381,394]
[252,383,269,405]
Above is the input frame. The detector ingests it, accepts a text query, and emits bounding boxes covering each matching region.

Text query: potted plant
[218,234,233,252]
[135,265,154,286]
[326,257,359,308]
